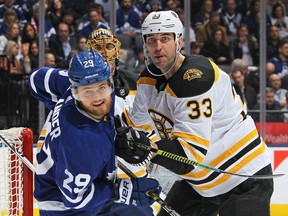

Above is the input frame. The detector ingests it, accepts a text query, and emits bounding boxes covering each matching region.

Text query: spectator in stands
[22,40,39,73]
[266,61,276,81]
[266,0,286,17]
[269,2,288,39]
[96,0,119,22]
[231,69,258,109]
[116,0,141,38]
[190,41,202,55]
[62,0,98,20]
[192,0,213,28]
[3,40,22,74]
[268,73,287,108]
[201,27,231,65]
[30,2,56,40]
[165,0,178,11]
[47,0,64,29]
[232,23,259,66]
[230,58,259,94]
[0,8,18,36]
[0,0,27,29]
[195,11,229,48]
[49,22,77,68]
[252,87,284,122]
[94,3,109,24]
[220,0,243,41]
[21,23,37,44]
[44,52,56,67]
[78,8,110,38]
[267,25,281,59]
[0,22,20,55]
[76,36,87,53]
[268,39,288,88]
[149,0,162,12]
[62,9,77,37]
[245,0,271,40]
[176,8,196,43]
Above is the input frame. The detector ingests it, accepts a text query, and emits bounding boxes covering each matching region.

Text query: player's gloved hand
[115,177,161,206]
[113,71,129,98]
[115,127,152,166]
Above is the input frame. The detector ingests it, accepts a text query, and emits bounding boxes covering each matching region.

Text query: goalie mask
[68,50,114,101]
[86,29,121,66]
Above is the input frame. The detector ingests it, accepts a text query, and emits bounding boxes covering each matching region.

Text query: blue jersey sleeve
[28,67,70,110]
[34,92,116,212]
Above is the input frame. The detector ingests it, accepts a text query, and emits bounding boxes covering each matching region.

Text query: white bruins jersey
[124,55,271,197]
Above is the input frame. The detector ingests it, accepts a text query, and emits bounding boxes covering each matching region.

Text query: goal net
[0,127,33,216]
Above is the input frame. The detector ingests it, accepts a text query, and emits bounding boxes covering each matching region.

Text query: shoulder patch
[183,68,203,81]
[168,55,216,98]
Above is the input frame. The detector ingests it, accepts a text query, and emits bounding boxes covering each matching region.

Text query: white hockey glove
[115,177,161,206]
[115,127,152,166]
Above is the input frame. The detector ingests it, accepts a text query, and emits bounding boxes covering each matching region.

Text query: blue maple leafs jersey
[29,67,148,179]
[34,89,117,215]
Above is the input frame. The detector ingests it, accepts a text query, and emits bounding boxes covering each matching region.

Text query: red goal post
[0,127,33,216]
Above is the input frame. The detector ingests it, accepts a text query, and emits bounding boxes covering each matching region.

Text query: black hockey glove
[115,127,152,166]
[113,72,129,98]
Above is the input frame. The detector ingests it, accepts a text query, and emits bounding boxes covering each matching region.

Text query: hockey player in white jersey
[114,10,274,216]
[33,50,160,215]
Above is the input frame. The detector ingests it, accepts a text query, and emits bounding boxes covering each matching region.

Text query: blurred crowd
[0,0,288,132]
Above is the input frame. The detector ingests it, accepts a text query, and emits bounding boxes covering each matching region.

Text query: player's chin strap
[117,161,181,216]
[128,141,285,180]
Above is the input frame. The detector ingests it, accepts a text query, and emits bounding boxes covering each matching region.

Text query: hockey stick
[130,141,284,179]
[0,134,36,172]
[117,161,181,216]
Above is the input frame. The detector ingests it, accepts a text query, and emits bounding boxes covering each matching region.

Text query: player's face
[94,43,116,64]
[145,33,177,72]
[77,80,113,120]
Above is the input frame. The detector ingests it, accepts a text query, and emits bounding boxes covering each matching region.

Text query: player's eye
[106,44,115,50]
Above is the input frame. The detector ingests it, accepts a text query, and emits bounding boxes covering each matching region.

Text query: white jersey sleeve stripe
[29,69,39,94]
[45,68,58,103]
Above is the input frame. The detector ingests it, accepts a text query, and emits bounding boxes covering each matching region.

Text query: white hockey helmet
[141,10,183,41]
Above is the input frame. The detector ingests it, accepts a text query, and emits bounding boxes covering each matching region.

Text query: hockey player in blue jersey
[29,29,156,180]
[33,50,159,215]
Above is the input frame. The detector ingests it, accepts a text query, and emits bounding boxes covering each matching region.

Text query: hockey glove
[115,177,161,206]
[113,71,129,98]
[115,127,153,166]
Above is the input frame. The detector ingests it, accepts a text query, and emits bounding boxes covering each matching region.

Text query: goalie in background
[32,50,160,215]
[29,29,155,180]
[29,30,162,215]
[115,10,274,216]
